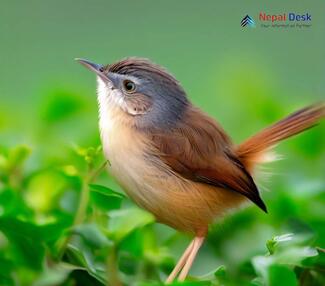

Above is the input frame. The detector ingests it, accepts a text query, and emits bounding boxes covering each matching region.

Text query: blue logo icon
[241,15,255,27]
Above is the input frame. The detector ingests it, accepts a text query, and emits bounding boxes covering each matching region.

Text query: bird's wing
[150,107,267,212]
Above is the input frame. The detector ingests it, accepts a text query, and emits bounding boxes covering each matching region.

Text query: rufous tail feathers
[236,103,325,171]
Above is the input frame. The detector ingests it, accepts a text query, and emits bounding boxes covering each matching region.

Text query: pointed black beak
[75,58,110,82]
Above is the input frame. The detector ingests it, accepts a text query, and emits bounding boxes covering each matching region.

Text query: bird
[76,57,324,283]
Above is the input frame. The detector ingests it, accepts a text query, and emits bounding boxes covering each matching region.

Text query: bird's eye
[123,80,136,93]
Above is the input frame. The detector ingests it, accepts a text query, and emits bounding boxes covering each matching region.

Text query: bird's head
[77,57,189,129]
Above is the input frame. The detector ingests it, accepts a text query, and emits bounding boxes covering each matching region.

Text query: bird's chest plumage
[98,104,170,213]
[99,106,147,193]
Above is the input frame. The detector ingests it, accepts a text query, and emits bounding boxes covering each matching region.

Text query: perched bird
[77,57,324,283]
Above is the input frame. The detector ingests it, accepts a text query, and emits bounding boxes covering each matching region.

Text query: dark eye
[123,80,136,93]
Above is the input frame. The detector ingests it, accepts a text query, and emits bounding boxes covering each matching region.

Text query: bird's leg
[165,239,195,284]
[177,236,205,282]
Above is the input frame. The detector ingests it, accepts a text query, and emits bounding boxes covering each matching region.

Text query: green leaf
[0,217,45,270]
[89,184,125,198]
[90,184,125,211]
[268,265,298,286]
[0,256,14,286]
[214,265,226,279]
[0,187,31,216]
[273,246,318,266]
[119,228,144,258]
[91,191,123,211]
[108,208,155,242]
[65,245,107,284]
[32,264,71,286]
[195,264,228,283]
[72,223,112,249]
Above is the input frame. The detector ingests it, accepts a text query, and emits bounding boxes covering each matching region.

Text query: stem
[73,178,90,225]
[107,245,122,286]
[89,160,109,183]
[57,160,108,259]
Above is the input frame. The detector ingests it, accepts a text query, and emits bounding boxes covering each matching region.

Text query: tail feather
[236,103,325,171]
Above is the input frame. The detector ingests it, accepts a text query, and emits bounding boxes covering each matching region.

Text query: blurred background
[0,1,324,285]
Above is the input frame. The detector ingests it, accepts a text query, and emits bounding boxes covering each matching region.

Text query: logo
[241,15,255,27]
[241,12,312,29]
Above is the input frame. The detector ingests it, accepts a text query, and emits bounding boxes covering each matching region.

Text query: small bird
[77,57,324,283]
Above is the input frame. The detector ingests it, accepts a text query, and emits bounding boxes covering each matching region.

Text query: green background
[0,1,324,285]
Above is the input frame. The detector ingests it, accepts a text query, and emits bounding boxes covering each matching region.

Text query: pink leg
[165,239,195,284]
[178,236,205,282]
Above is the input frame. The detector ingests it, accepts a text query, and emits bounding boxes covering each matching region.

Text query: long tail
[236,103,325,171]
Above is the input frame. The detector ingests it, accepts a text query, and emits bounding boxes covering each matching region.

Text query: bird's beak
[75,58,110,82]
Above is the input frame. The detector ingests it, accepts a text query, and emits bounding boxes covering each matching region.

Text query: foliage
[0,126,324,285]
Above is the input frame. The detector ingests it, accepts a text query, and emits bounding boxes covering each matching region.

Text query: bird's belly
[100,120,243,234]
[105,142,243,233]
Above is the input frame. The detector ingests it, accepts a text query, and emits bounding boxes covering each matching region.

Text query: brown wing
[150,107,267,212]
